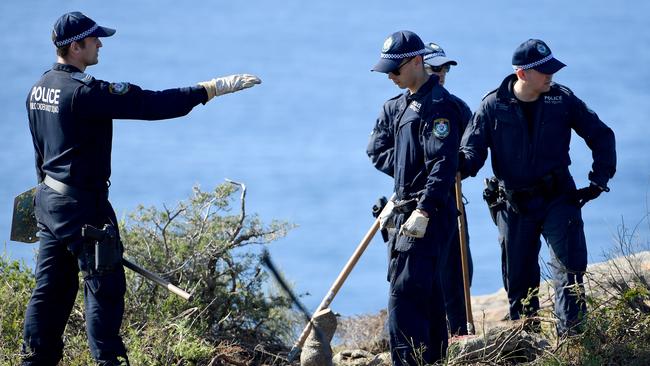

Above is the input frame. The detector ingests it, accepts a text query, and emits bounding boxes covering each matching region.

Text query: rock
[332,251,650,365]
[333,350,391,366]
[447,323,550,364]
[366,352,391,366]
[332,349,374,366]
[470,251,650,333]
[301,308,337,366]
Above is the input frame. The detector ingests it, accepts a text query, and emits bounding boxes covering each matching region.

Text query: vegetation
[1,182,297,365]
[3,188,650,365]
[0,254,34,364]
[535,209,650,366]
[334,205,650,365]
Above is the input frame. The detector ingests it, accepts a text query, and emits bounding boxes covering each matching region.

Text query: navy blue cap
[52,12,115,47]
[512,39,565,74]
[423,42,458,67]
[372,30,428,73]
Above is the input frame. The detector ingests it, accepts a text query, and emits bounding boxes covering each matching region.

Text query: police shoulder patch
[71,72,95,85]
[109,82,130,95]
[432,118,450,139]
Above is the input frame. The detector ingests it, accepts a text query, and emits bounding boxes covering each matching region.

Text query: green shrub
[535,210,650,366]
[1,183,298,365]
[0,255,35,365]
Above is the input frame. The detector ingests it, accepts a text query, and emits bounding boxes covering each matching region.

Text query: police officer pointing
[369,30,462,365]
[460,39,616,336]
[22,12,260,365]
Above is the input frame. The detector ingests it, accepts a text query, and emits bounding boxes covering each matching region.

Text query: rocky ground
[471,251,650,332]
[325,251,650,366]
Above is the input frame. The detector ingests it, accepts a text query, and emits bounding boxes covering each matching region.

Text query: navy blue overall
[368,75,461,364]
[460,74,616,335]
[23,63,207,365]
[368,86,473,336]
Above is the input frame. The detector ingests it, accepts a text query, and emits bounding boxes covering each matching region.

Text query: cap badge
[382,37,393,53]
[432,118,450,139]
[536,43,549,55]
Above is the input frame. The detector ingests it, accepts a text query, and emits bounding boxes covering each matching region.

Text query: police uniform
[425,45,475,335]
[460,39,616,335]
[23,13,207,366]
[370,31,461,365]
[368,43,474,336]
[368,90,473,336]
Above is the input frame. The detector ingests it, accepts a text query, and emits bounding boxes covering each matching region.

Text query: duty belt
[393,198,417,214]
[43,175,108,201]
[501,168,571,214]
[504,168,569,202]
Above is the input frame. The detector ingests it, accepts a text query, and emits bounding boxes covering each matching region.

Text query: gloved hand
[379,200,396,230]
[198,74,261,101]
[573,184,603,208]
[399,209,429,238]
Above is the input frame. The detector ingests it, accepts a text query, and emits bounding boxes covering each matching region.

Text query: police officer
[423,42,474,336]
[460,39,616,336]
[22,12,261,366]
[369,30,461,365]
[369,41,475,337]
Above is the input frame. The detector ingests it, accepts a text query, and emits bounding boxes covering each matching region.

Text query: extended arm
[74,74,261,121]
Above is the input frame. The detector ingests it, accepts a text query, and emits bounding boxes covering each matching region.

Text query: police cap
[512,39,565,74]
[372,30,428,74]
[423,42,458,67]
[52,11,116,47]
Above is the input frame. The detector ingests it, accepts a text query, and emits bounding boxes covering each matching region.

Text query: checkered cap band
[55,24,98,47]
[512,53,555,70]
[381,48,429,59]
[424,50,445,60]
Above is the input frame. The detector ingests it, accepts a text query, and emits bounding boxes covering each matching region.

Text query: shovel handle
[455,173,474,334]
[287,193,396,361]
[122,258,193,301]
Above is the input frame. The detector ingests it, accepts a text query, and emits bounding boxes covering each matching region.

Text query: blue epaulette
[482,87,498,101]
[555,83,574,96]
[387,92,403,101]
[71,72,95,86]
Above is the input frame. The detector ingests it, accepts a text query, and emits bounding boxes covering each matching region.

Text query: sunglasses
[426,64,451,73]
[391,57,414,76]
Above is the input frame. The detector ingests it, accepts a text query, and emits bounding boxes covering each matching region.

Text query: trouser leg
[542,197,587,335]
[22,229,79,366]
[388,252,447,366]
[497,204,542,320]
[441,214,472,335]
[83,269,128,363]
[75,221,129,364]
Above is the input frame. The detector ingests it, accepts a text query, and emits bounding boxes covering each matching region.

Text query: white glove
[198,74,261,101]
[399,210,429,238]
[379,200,396,229]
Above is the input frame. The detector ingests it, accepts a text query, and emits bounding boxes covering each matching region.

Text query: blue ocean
[1,0,649,316]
